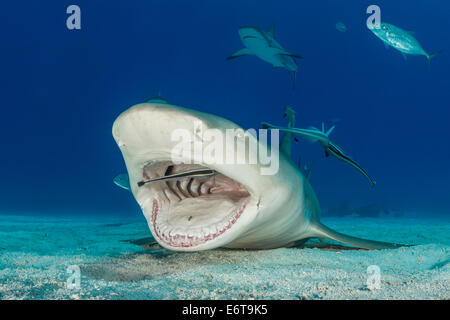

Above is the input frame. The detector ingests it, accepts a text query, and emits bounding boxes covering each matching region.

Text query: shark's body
[370,22,440,61]
[112,102,399,251]
[227,24,302,87]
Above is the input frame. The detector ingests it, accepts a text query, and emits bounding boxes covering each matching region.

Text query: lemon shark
[370,22,441,62]
[112,102,402,251]
[227,24,302,87]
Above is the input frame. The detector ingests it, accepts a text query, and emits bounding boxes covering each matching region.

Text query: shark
[227,24,302,87]
[261,121,376,188]
[369,22,441,62]
[112,102,401,251]
[145,92,170,104]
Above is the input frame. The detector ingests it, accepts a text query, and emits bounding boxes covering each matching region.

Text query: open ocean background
[1,0,449,219]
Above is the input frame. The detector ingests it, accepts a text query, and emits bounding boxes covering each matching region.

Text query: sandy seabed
[0,214,448,300]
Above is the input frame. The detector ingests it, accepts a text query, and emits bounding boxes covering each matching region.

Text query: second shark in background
[227,24,302,88]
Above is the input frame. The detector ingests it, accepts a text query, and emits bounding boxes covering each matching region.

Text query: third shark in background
[262,120,376,188]
[227,24,302,88]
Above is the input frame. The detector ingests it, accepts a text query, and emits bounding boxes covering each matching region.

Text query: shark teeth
[151,198,249,248]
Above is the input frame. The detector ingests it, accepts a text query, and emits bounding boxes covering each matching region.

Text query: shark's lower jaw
[138,161,252,251]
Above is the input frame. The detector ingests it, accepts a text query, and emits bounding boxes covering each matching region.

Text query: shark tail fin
[427,51,442,64]
[293,71,297,89]
[310,222,405,250]
[288,71,297,89]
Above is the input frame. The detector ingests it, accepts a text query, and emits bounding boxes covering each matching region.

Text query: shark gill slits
[176,180,189,198]
[186,178,195,197]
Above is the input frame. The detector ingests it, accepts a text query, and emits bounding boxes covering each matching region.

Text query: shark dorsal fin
[326,125,335,136]
[267,23,275,36]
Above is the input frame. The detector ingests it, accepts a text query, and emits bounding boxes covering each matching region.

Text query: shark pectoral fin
[226,48,252,60]
[278,52,303,59]
[275,48,303,59]
[267,23,275,36]
[311,222,406,250]
[113,173,131,191]
[121,237,161,250]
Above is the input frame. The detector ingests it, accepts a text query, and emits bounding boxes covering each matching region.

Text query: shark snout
[113,103,219,162]
[238,27,261,40]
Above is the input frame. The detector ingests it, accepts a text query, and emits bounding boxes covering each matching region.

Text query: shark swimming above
[369,22,441,62]
[112,101,401,251]
[261,121,376,188]
[227,24,302,87]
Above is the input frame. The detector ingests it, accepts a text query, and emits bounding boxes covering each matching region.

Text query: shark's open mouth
[140,161,251,249]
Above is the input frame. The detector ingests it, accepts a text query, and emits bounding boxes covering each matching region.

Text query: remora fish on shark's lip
[227,24,302,87]
[112,102,401,251]
[370,22,441,62]
[261,121,376,188]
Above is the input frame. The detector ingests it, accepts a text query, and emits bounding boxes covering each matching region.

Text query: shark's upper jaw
[136,160,254,251]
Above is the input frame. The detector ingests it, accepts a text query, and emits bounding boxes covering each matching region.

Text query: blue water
[1,1,449,218]
[0,0,450,300]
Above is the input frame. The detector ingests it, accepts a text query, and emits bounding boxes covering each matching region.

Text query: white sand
[0,214,448,299]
